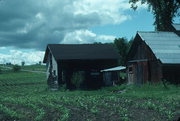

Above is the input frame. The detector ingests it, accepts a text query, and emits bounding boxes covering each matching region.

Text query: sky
[0,0,179,65]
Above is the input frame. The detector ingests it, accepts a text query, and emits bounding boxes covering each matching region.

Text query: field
[21,64,46,72]
[0,64,46,72]
[0,67,179,121]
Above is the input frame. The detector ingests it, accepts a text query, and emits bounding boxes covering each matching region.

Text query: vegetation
[93,38,133,66]
[129,0,180,31]
[21,61,25,66]
[21,65,46,72]
[12,65,21,72]
[0,68,179,121]
[71,72,84,89]
[114,38,133,65]
[0,67,2,74]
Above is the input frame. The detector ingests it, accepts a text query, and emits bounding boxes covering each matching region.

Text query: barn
[127,31,180,85]
[43,44,119,90]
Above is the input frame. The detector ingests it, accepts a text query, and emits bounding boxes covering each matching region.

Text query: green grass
[0,64,46,72]
[21,65,46,71]
[0,70,179,121]
[0,71,45,84]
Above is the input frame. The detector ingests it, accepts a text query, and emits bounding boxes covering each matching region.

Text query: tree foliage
[12,65,21,72]
[21,61,25,66]
[71,71,84,89]
[129,0,180,31]
[0,67,2,74]
[114,38,132,65]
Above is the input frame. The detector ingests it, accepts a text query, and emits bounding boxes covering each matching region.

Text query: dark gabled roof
[137,31,180,64]
[172,24,180,31]
[43,44,119,63]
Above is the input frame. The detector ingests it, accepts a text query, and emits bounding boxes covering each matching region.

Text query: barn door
[128,65,134,84]
[89,70,102,89]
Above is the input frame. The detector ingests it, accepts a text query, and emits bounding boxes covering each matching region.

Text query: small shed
[127,31,180,85]
[101,66,126,86]
[43,44,119,89]
[172,24,180,36]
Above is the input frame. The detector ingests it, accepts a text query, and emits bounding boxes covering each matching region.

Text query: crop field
[0,68,179,121]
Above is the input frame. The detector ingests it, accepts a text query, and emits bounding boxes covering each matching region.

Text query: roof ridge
[48,43,112,46]
[137,31,175,33]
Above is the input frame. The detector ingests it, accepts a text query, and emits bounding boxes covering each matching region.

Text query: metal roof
[172,24,180,31]
[138,31,180,64]
[101,66,126,72]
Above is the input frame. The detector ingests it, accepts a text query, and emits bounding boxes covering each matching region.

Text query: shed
[127,31,180,84]
[43,44,119,89]
[101,66,126,86]
[172,24,180,36]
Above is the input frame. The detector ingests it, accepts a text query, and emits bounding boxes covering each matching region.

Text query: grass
[0,68,179,121]
[21,65,46,71]
[0,64,46,72]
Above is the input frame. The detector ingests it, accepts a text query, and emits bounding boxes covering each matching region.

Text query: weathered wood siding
[46,53,58,80]
[52,55,58,76]
[46,53,50,78]
[127,35,162,84]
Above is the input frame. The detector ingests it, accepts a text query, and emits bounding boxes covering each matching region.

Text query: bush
[71,71,84,89]
[12,65,21,72]
[0,67,2,74]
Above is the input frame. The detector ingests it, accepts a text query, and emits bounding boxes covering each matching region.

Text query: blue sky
[90,10,154,40]
[0,0,179,65]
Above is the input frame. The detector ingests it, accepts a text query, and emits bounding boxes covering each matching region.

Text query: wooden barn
[127,31,180,85]
[43,44,119,90]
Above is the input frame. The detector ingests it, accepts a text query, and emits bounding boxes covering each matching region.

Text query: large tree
[129,0,180,31]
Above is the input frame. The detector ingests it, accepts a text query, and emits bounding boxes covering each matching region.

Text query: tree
[12,65,21,72]
[0,67,2,74]
[114,38,130,65]
[129,0,180,31]
[21,61,25,66]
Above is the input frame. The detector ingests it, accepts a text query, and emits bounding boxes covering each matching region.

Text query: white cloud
[0,47,6,50]
[96,35,115,43]
[0,50,44,65]
[0,0,148,65]
[73,0,132,24]
[0,0,148,49]
[62,29,115,44]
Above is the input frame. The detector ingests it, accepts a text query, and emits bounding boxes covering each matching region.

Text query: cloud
[0,0,146,50]
[62,30,115,44]
[0,47,6,50]
[0,49,44,65]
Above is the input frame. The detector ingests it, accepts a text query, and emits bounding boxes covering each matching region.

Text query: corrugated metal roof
[101,66,126,72]
[172,24,180,31]
[138,31,180,64]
